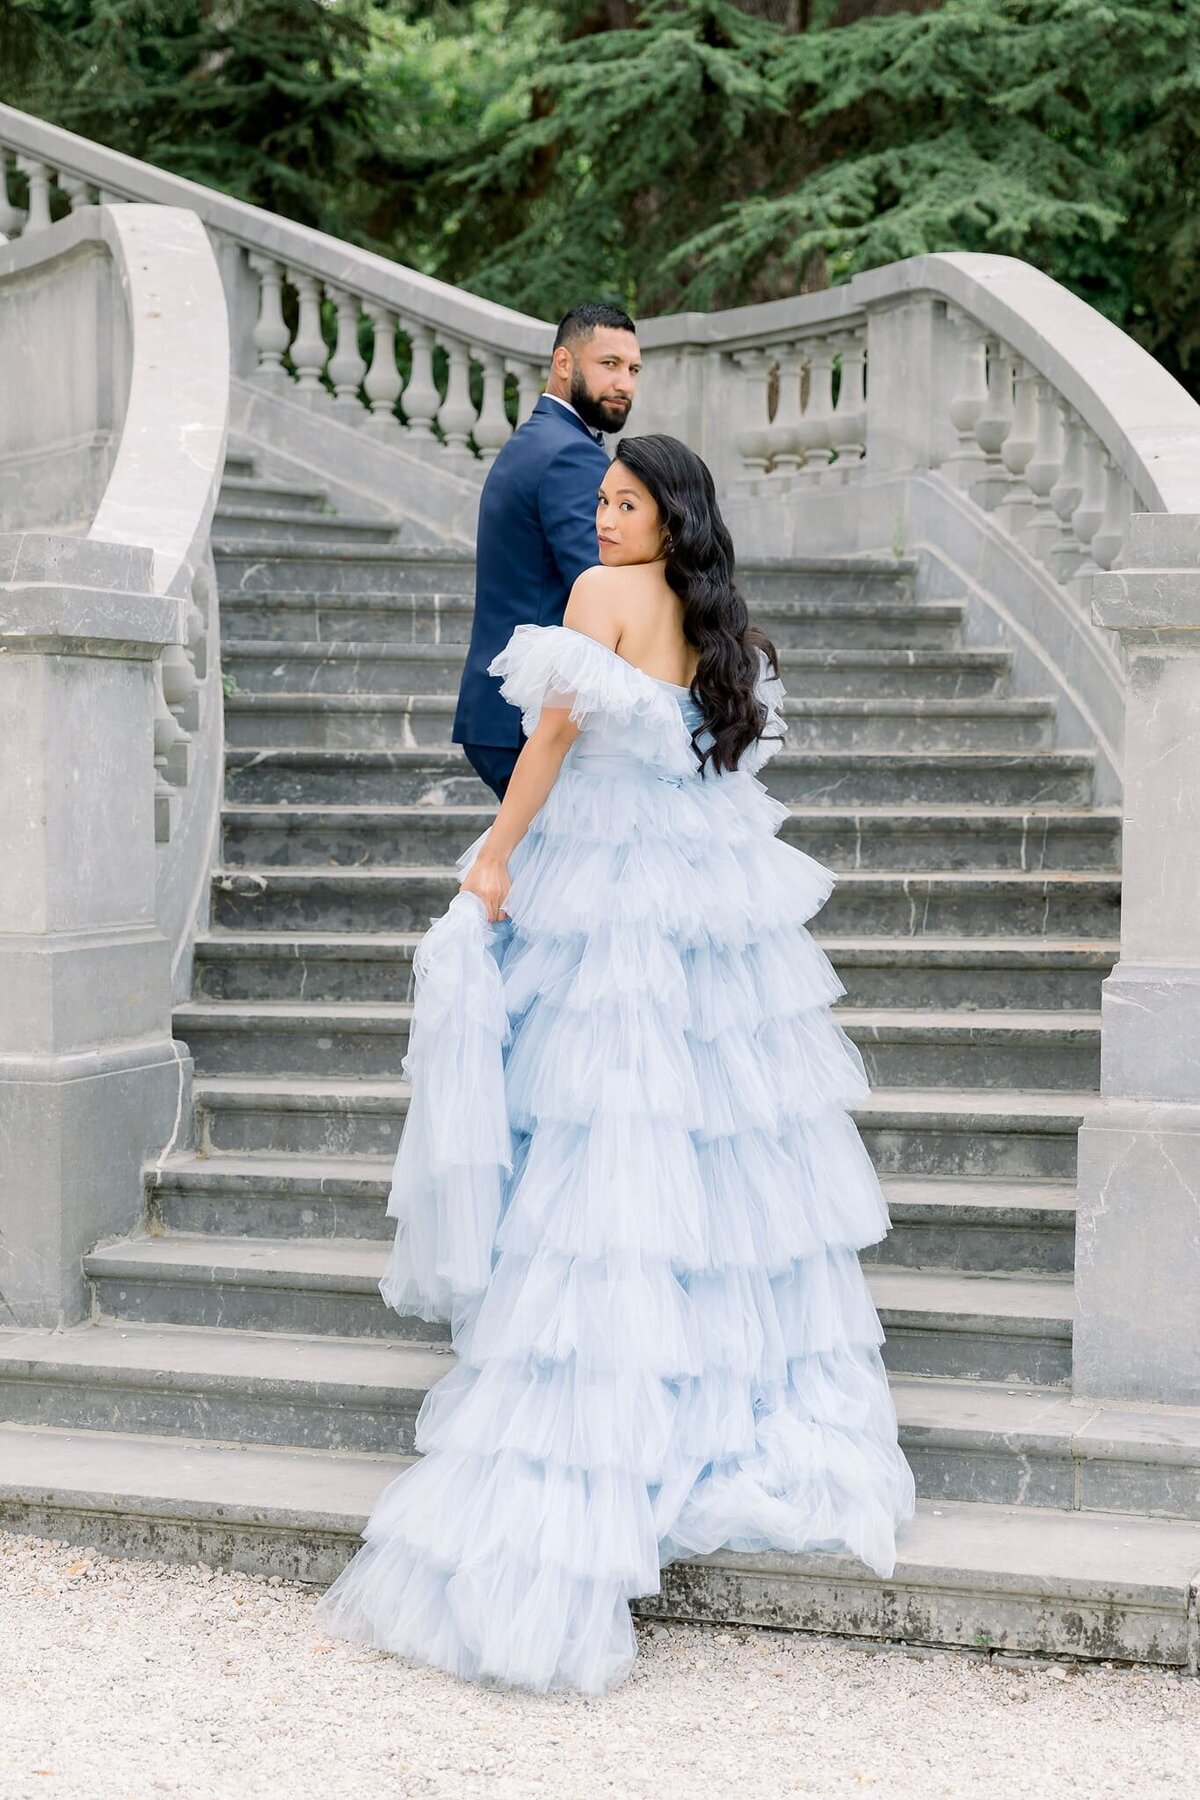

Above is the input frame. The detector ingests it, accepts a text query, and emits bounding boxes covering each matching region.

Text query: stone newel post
[1074,514,1200,1402]
[0,534,190,1329]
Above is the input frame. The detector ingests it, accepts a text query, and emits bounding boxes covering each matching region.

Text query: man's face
[562,327,641,434]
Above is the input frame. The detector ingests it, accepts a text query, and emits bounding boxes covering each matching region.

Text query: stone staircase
[4,449,1200,1670]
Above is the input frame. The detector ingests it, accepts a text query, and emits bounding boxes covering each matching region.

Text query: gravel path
[3,1530,1198,1800]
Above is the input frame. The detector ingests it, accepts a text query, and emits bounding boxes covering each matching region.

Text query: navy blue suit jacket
[453,396,610,749]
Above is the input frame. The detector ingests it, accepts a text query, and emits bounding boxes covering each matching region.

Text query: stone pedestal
[1074,514,1200,1402]
[0,534,188,1328]
[863,291,958,477]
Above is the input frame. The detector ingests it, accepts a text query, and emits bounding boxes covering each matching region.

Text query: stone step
[220,691,1057,753]
[222,640,1015,701]
[222,745,1094,808]
[80,1235,441,1345]
[214,541,476,603]
[153,1152,1076,1275]
[219,802,1120,874]
[207,864,1120,939]
[80,1235,1071,1385]
[842,1009,1101,1092]
[175,999,414,1078]
[822,936,1118,1013]
[221,450,257,480]
[215,592,965,651]
[212,547,913,607]
[858,1088,1092,1181]
[0,1324,450,1452]
[217,475,332,515]
[8,1339,1199,1526]
[171,996,1100,1092]
[192,931,423,1003]
[3,1324,1170,1491]
[190,929,1118,1012]
[859,1177,1076,1275]
[193,1074,408,1157]
[870,1267,1073,1385]
[5,1427,1199,1666]
[890,1377,1200,1518]
[153,1151,398,1242]
[211,507,401,546]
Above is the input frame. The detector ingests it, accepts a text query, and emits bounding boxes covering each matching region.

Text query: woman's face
[596,460,667,566]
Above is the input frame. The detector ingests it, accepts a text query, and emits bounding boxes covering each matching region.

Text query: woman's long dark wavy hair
[615,434,781,775]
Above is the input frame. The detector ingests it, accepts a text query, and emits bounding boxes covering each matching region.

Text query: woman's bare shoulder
[564,564,650,644]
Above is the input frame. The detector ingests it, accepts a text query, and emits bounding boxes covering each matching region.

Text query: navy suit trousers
[462,740,522,802]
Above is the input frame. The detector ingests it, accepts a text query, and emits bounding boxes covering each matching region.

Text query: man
[452,301,642,799]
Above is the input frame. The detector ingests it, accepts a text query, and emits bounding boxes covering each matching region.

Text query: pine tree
[2,1,394,239]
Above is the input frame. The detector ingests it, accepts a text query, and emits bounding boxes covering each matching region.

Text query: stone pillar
[1074,513,1200,1402]
[0,534,189,1330]
[863,292,957,475]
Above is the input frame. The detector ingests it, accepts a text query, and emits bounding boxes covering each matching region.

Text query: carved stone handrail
[87,206,228,599]
[0,201,229,1327]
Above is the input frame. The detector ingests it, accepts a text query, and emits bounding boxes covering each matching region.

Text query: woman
[313,434,915,1693]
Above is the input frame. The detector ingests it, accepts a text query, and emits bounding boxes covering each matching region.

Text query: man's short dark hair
[553,302,637,353]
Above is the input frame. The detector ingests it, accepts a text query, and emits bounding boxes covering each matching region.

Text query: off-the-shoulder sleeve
[488,624,696,777]
[739,648,788,776]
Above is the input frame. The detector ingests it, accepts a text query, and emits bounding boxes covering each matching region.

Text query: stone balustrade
[0,201,229,1328]
[0,106,1178,587]
[0,122,551,467]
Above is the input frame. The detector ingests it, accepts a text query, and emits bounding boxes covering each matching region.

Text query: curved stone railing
[6,105,1194,599]
[0,199,228,965]
[0,103,551,476]
[0,201,228,1327]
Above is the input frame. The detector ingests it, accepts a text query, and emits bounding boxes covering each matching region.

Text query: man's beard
[569,367,631,436]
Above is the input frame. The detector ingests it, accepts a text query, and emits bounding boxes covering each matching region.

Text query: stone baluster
[829,334,866,467]
[0,152,23,236]
[287,269,328,396]
[326,286,366,418]
[17,157,53,234]
[1047,406,1086,580]
[187,564,212,688]
[732,349,772,479]
[971,339,1014,510]
[157,640,195,786]
[438,337,478,460]
[997,356,1039,537]
[402,321,440,442]
[1090,461,1133,572]
[509,360,544,425]
[945,310,988,488]
[1022,378,1064,562]
[361,304,402,438]
[474,350,513,462]
[60,173,91,212]
[152,665,187,841]
[796,337,834,476]
[1069,429,1108,579]
[248,255,291,389]
[764,342,804,474]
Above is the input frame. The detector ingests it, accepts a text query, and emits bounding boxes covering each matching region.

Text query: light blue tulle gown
[313,623,915,1692]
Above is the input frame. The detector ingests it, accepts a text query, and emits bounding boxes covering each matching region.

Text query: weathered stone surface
[1075,524,1200,1403]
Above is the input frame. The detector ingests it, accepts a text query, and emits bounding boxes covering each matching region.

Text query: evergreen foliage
[1,1,1198,386]
[2,1,391,237]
